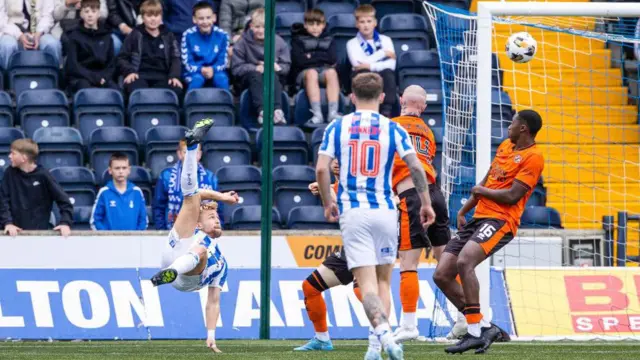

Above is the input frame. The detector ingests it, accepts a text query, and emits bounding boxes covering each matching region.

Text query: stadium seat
[276,0,306,13]
[429,0,470,9]
[239,90,290,131]
[422,113,443,129]
[0,91,13,127]
[50,167,96,208]
[73,89,125,142]
[327,14,357,89]
[88,127,139,177]
[222,188,262,224]
[293,89,347,129]
[256,126,308,166]
[16,89,70,138]
[288,206,339,230]
[33,127,84,169]
[145,126,188,179]
[371,0,416,22]
[102,166,153,204]
[491,90,514,120]
[128,89,180,143]
[184,88,235,128]
[316,0,358,19]
[273,165,320,222]
[397,50,441,91]
[0,167,4,182]
[216,165,261,191]
[526,188,547,207]
[8,51,59,97]
[310,125,328,165]
[0,128,24,168]
[275,12,305,44]
[379,15,431,57]
[72,205,93,230]
[0,68,4,90]
[229,206,282,230]
[423,88,444,115]
[202,126,252,173]
[520,206,563,229]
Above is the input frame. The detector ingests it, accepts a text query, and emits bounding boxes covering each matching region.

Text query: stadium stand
[33,127,84,169]
[102,166,153,204]
[73,89,125,143]
[145,125,189,179]
[310,125,328,165]
[8,51,59,97]
[379,14,431,57]
[397,50,441,92]
[202,126,252,173]
[17,89,70,138]
[275,12,305,44]
[273,165,320,222]
[276,0,307,13]
[128,89,180,144]
[293,89,348,129]
[288,205,339,230]
[0,91,13,127]
[315,0,359,19]
[50,167,97,208]
[371,0,416,21]
[239,90,291,130]
[0,128,24,168]
[256,126,308,166]
[88,127,139,178]
[184,89,235,128]
[520,206,563,229]
[229,206,283,230]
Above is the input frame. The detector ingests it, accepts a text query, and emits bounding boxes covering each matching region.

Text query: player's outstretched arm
[205,286,222,353]
[402,153,435,226]
[199,189,239,204]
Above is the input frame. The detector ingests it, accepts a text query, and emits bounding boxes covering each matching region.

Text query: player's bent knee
[433,268,452,286]
[302,278,322,297]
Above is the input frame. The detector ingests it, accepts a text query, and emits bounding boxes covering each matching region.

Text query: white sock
[315,331,330,342]
[468,323,481,337]
[401,312,416,329]
[169,251,200,274]
[480,317,491,328]
[368,326,381,351]
[457,311,467,323]
[375,323,395,350]
[180,144,199,196]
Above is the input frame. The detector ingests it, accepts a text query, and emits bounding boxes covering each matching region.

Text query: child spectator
[90,152,148,231]
[52,0,108,40]
[0,0,63,70]
[231,7,290,125]
[153,140,223,230]
[0,139,72,237]
[65,0,118,93]
[346,4,397,118]
[290,8,340,125]
[107,0,142,54]
[181,1,229,91]
[162,0,202,40]
[118,0,183,99]
[218,0,263,46]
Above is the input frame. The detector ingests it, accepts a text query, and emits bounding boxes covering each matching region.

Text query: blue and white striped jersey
[318,110,416,213]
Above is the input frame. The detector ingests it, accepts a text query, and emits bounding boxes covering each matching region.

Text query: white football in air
[506,32,537,63]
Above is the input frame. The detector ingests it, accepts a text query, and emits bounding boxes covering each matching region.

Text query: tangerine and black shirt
[391,115,437,190]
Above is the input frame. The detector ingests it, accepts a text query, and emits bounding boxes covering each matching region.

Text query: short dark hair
[109,152,130,167]
[516,109,542,137]
[351,72,384,101]
[192,1,214,16]
[81,0,101,10]
[304,9,326,24]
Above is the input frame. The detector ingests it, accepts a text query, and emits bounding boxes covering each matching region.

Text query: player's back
[391,115,437,188]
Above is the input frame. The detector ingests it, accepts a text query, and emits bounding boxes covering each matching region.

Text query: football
[506,32,537,63]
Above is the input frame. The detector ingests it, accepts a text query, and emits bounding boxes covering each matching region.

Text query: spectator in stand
[181,1,229,91]
[290,8,340,125]
[346,4,397,118]
[107,0,141,55]
[65,0,118,93]
[0,139,73,237]
[118,0,183,99]
[218,0,262,49]
[0,0,63,70]
[153,139,223,230]
[90,152,148,231]
[231,7,290,125]
[162,0,201,40]
[51,0,107,40]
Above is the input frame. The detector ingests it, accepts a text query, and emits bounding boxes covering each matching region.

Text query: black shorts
[444,218,514,257]
[398,185,451,251]
[322,248,353,285]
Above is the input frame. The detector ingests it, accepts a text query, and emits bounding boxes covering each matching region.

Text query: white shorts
[339,208,398,270]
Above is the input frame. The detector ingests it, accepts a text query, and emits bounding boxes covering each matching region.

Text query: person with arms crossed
[149,118,240,353]
[433,109,544,354]
[316,72,435,360]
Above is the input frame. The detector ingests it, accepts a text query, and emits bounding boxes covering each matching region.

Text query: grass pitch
[1,340,639,359]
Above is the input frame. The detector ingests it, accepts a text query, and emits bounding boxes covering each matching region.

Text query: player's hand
[323,202,339,222]
[308,182,319,195]
[221,191,239,204]
[54,224,71,237]
[206,338,222,353]
[456,212,467,231]
[419,205,436,229]
[4,224,22,237]
[124,73,139,84]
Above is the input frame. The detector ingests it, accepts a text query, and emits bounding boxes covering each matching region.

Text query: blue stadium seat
[256,126,308,166]
[423,88,444,115]
[33,127,84,169]
[310,125,328,165]
[397,50,441,92]
[239,90,290,130]
[145,126,188,179]
[73,89,125,142]
[526,188,546,207]
[316,0,358,19]
[229,206,282,230]
[0,68,4,90]
[0,128,24,168]
[293,89,347,129]
[0,167,4,182]
[8,51,59,97]
[327,14,357,89]
[222,188,262,225]
[422,113,443,129]
[520,206,563,229]
[371,0,416,22]
[275,12,305,44]
[216,165,261,191]
[184,88,235,128]
[50,167,96,207]
[102,166,153,204]
[276,0,306,13]
[491,90,514,120]
[202,126,252,173]
[379,15,430,57]
[16,89,69,138]
[0,91,13,127]
[288,206,339,230]
[72,205,93,230]
[88,127,139,177]
[128,89,180,143]
[273,165,320,222]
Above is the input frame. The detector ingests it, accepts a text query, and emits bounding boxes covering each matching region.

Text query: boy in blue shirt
[181,1,230,90]
[90,152,148,231]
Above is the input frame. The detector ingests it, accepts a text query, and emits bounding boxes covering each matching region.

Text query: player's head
[141,0,163,31]
[400,85,428,116]
[250,8,266,42]
[509,109,542,143]
[350,72,385,108]
[354,4,376,38]
[108,152,131,184]
[198,201,222,238]
[193,1,215,34]
[9,139,38,167]
[177,139,202,162]
[331,159,339,176]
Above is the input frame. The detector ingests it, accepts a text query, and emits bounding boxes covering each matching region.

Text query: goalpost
[424,1,640,340]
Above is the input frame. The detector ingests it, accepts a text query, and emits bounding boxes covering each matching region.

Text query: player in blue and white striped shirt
[316,73,435,360]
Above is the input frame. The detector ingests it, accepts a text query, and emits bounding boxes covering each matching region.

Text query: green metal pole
[259,0,276,340]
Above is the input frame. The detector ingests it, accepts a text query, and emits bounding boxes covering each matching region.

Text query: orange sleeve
[515,152,544,190]
[332,181,339,194]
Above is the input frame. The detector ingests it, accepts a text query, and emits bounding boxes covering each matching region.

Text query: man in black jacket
[0,139,73,237]
[290,9,340,125]
[118,0,183,99]
[107,0,141,53]
[65,0,118,93]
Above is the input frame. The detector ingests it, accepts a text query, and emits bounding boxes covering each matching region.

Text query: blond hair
[251,7,265,26]
[140,0,162,16]
[200,201,219,212]
[11,139,39,163]
[354,4,376,20]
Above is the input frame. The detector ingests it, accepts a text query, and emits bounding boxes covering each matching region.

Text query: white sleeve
[347,37,387,66]
[392,122,416,159]
[0,1,23,39]
[37,0,56,34]
[317,119,338,159]
[370,36,396,72]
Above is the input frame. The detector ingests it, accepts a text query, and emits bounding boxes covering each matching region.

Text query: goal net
[423,0,640,340]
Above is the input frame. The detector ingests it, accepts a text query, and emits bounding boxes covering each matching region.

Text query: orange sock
[302,279,328,333]
[353,284,363,302]
[455,274,462,285]
[400,271,419,313]
[463,303,482,324]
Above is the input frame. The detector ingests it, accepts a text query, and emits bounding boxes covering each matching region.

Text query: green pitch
[1,340,638,359]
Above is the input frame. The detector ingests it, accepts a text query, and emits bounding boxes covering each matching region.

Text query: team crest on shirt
[194,45,200,52]
[110,200,116,207]
[514,155,522,163]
